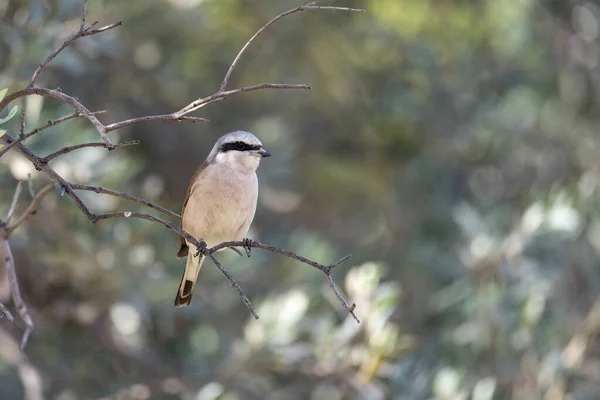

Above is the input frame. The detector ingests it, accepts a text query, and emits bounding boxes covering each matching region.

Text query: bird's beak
[257,147,272,158]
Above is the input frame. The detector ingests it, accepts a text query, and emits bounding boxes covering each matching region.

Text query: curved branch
[72,185,180,220]
[176,83,310,117]
[220,2,365,91]
[210,240,357,322]
[105,115,209,133]
[41,140,138,163]
[29,0,122,88]
[0,88,111,146]
[0,110,108,159]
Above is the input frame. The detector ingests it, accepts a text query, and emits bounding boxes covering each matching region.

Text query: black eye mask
[220,141,262,153]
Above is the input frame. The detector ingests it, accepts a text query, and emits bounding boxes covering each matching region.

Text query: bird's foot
[194,240,207,257]
[242,238,253,257]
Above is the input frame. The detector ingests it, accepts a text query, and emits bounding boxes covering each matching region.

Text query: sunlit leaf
[0,105,18,125]
[0,88,7,102]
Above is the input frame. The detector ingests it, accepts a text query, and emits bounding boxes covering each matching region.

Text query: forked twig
[220,2,364,91]
[7,184,54,235]
[0,110,107,159]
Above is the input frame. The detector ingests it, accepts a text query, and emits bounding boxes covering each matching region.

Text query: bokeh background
[1,0,600,399]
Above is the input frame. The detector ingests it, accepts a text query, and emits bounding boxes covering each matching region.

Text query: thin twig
[208,253,258,319]
[28,0,122,89]
[71,184,180,220]
[6,181,22,224]
[18,101,25,137]
[104,115,209,133]
[80,0,88,31]
[0,302,14,321]
[176,83,310,117]
[41,140,139,163]
[0,88,112,146]
[27,110,106,137]
[7,184,53,236]
[0,110,107,159]
[27,177,35,198]
[0,238,34,350]
[209,239,357,321]
[220,2,364,91]
[91,211,203,249]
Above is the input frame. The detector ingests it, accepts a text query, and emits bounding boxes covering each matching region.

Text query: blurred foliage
[2,0,600,399]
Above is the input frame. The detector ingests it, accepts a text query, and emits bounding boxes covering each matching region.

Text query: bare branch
[104,115,209,133]
[29,0,122,89]
[0,238,34,350]
[19,101,25,137]
[80,0,88,31]
[41,140,139,163]
[176,83,310,117]
[5,110,101,155]
[219,2,364,91]
[2,133,105,221]
[0,110,106,159]
[0,88,111,146]
[208,253,258,319]
[6,181,23,224]
[29,110,106,137]
[209,240,357,321]
[0,302,14,321]
[7,184,54,236]
[91,211,203,248]
[71,184,180,220]
[84,21,122,36]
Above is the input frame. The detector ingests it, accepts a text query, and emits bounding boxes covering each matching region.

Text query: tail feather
[174,247,204,307]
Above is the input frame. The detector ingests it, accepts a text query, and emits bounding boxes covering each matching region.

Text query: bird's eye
[235,142,246,151]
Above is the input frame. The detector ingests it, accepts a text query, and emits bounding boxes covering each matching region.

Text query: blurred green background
[1,0,600,399]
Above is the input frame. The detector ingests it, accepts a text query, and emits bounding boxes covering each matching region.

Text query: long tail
[174,245,204,307]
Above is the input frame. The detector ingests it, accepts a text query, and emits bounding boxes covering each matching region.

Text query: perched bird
[174,131,271,307]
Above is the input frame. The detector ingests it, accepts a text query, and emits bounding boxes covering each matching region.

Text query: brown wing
[176,160,209,259]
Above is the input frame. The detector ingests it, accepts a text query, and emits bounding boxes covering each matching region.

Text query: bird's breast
[182,170,258,247]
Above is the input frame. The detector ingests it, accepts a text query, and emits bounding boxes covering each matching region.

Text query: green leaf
[0,129,4,150]
[0,88,7,102]
[0,105,18,125]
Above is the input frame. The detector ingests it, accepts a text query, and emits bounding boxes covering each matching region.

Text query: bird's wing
[177,160,209,258]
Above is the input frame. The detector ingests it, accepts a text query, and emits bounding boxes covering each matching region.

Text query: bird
[174,130,271,307]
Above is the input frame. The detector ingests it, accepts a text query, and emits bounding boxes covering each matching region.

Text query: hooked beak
[257,147,272,158]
